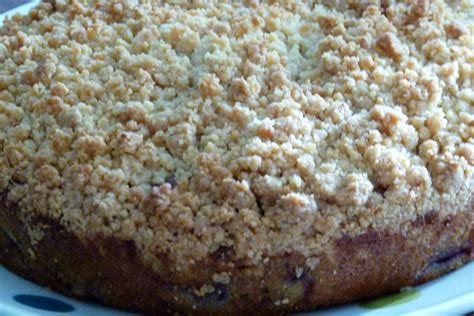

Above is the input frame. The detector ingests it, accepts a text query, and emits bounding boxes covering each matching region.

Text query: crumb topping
[0,0,472,272]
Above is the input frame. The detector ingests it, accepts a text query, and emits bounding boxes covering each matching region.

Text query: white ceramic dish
[1,263,473,315]
[1,2,473,315]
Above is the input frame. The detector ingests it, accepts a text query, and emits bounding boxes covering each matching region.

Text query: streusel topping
[0,0,472,270]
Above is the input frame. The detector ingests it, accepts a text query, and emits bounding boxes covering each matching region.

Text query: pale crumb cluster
[0,0,472,290]
[306,257,321,271]
[274,298,290,306]
[295,266,304,279]
[212,271,230,285]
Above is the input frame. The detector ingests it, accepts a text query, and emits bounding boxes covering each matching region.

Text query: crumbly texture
[0,0,473,276]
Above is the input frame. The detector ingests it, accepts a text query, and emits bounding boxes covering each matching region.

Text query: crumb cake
[0,0,472,314]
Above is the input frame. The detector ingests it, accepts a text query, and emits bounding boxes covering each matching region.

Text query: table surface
[0,0,31,14]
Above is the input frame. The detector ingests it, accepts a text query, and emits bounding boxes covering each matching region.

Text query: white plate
[1,2,473,315]
[1,262,473,316]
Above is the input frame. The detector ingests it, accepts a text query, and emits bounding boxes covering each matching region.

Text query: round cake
[0,0,472,314]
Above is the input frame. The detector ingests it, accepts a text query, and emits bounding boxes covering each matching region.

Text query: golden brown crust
[1,197,472,315]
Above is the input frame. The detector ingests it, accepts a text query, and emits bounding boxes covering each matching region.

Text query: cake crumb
[306,258,320,271]
[193,284,215,297]
[295,266,304,279]
[212,272,230,285]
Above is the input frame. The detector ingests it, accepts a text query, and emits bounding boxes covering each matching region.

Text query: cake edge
[1,197,472,315]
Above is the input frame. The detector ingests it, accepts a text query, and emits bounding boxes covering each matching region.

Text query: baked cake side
[1,197,472,315]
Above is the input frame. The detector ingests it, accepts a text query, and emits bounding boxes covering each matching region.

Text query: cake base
[1,198,472,315]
